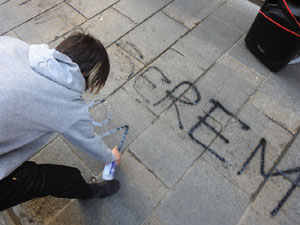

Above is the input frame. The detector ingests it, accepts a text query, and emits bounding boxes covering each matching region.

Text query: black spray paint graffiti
[237,138,268,177]
[133,67,299,217]
[19,0,31,6]
[153,81,201,129]
[116,41,144,61]
[133,69,248,163]
[271,170,300,216]
[189,99,249,163]
[237,138,300,216]
[134,66,171,104]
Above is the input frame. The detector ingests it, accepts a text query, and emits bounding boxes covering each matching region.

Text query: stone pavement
[1,0,300,224]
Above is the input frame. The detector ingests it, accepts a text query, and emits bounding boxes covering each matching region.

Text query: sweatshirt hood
[28,44,85,93]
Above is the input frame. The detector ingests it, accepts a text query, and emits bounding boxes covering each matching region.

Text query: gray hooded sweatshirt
[0,36,115,180]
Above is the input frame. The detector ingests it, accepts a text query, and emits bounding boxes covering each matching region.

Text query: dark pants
[0,161,93,211]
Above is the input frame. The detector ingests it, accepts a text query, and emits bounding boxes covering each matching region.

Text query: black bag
[245,0,300,72]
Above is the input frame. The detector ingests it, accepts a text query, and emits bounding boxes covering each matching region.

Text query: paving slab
[250,64,300,134]
[11,138,92,225]
[83,44,145,103]
[113,0,172,23]
[129,118,202,188]
[66,0,119,18]
[79,7,136,48]
[86,88,156,155]
[124,48,204,116]
[203,102,293,198]
[145,159,249,225]
[227,35,271,77]
[118,12,187,64]
[0,0,62,35]
[173,15,243,70]
[163,0,225,28]
[185,55,264,126]
[237,176,300,225]
[52,151,167,225]
[212,0,259,34]
[14,3,86,44]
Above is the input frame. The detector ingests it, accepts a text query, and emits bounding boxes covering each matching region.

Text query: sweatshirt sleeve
[61,117,115,163]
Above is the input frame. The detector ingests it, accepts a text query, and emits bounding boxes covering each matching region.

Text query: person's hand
[112,147,121,165]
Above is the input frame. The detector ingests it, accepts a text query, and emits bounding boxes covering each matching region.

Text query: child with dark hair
[0,33,121,211]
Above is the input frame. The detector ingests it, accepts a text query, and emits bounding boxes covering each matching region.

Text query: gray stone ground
[1,0,300,224]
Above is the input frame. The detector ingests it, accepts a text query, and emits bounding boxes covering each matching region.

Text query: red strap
[282,0,300,28]
[259,10,300,38]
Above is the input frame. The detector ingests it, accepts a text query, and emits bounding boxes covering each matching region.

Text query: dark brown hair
[56,32,110,93]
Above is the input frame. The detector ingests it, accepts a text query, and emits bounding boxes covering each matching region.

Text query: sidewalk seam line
[0,0,10,6]
[111,6,138,25]
[64,1,89,19]
[1,1,65,36]
[127,150,169,189]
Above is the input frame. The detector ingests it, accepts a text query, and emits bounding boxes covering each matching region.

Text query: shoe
[88,177,120,198]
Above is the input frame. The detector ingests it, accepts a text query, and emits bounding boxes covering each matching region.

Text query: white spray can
[102,161,117,180]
